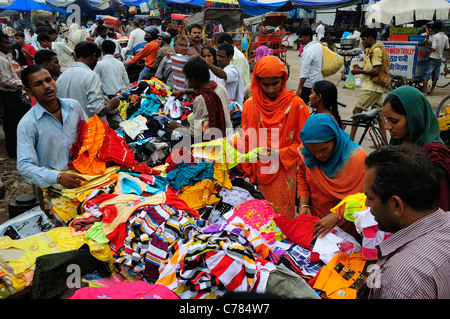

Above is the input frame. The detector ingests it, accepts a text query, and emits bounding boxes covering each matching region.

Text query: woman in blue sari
[298,113,368,237]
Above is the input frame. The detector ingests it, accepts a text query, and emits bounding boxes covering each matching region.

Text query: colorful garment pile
[68,116,152,175]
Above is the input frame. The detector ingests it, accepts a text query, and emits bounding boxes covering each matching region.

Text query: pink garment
[362,225,391,260]
[256,46,273,61]
[70,281,180,299]
[227,199,279,230]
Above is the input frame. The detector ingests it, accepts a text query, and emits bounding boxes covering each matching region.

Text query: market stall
[0,76,382,300]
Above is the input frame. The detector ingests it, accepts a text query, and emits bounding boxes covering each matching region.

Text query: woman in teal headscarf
[297,113,368,238]
[382,86,450,210]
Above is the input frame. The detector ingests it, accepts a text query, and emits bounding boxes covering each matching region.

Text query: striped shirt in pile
[357,208,450,299]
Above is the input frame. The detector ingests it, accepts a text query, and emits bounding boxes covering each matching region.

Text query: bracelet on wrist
[300,204,310,209]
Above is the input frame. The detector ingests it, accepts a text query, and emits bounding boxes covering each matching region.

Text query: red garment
[420,142,450,211]
[274,214,321,262]
[196,81,226,137]
[23,44,36,66]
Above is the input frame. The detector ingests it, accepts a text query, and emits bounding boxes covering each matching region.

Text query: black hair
[366,144,440,211]
[21,64,48,88]
[107,31,115,39]
[46,27,57,35]
[217,43,234,57]
[97,25,107,34]
[383,94,406,115]
[433,21,443,31]
[360,27,378,40]
[215,32,233,44]
[312,80,342,129]
[35,49,57,64]
[188,23,202,33]
[101,40,116,55]
[183,56,210,83]
[35,25,46,34]
[201,46,217,66]
[14,31,25,38]
[296,26,313,38]
[37,32,51,42]
[167,28,178,38]
[132,20,140,28]
[74,41,101,59]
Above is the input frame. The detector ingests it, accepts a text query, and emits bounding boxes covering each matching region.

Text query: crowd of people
[0,15,449,300]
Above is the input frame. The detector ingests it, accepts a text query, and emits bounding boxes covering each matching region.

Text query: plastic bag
[343,71,355,90]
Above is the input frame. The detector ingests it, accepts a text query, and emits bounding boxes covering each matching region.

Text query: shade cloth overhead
[165,0,239,5]
[184,8,245,31]
[366,0,450,25]
[45,0,111,12]
[0,0,66,12]
[291,0,365,9]
[238,0,290,17]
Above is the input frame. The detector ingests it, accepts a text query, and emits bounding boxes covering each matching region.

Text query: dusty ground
[0,48,447,226]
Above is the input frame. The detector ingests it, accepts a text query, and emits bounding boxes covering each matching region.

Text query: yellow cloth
[330,193,367,222]
[0,227,113,291]
[58,166,119,201]
[177,179,221,211]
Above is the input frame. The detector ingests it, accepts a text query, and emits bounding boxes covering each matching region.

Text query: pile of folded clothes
[0,78,387,300]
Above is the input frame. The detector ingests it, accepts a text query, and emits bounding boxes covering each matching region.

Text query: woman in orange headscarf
[235,55,310,218]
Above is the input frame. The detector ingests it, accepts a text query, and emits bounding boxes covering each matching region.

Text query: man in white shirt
[422,21,450,96]
[94,25,108,49]
[94,40,130,97]
[122,20,146,59]
[296,26,324,105]
[215,32,251,87]
[47,28,67,44]
[37,32,76,73]
[207,43,244,106]
[56,41,120,122]
[316,21,325,42]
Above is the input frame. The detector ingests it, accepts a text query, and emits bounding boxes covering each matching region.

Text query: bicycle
[338,102,388,149]
[435,95,450,117]
[436,57,450,89]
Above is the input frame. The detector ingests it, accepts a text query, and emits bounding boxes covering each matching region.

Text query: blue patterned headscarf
[300,113,361,178]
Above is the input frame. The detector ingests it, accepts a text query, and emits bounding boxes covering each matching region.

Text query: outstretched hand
[312,213,340,238]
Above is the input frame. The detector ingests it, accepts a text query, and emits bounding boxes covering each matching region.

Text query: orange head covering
[238,56,310,185]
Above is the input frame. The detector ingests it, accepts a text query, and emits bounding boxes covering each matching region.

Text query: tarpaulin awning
[184,8,245,31]
[45,0,112,12]
[165,0,239,5]
[366,0,450,25]
[0,0,67,12]
[238,0,290,17]
[291,0,365,9]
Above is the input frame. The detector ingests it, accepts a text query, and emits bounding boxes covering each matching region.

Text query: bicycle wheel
[369,126,388,149]
[436,59,450,88]
[436,95,450,117]
[436,70,450,88]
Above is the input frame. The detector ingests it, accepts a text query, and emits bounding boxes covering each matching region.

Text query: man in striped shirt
[357,145,450,299]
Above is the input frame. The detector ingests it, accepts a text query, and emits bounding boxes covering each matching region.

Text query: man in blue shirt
[16,64,87,189]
